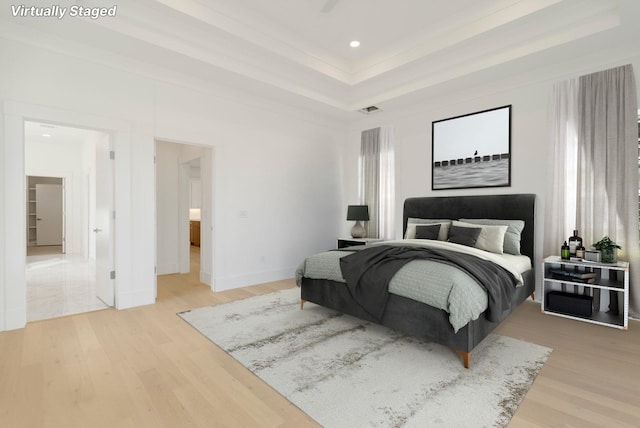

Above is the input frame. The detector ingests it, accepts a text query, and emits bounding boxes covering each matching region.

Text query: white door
[35,184,63,246]
[95,139,115,306]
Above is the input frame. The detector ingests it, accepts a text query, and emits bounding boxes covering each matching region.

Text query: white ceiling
[24,121,104,146]
[4,0,640,118]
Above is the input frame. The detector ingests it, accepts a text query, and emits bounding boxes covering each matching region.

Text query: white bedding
[393,239,531,280]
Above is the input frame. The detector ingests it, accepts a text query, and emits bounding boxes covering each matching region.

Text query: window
[545,65,640,317]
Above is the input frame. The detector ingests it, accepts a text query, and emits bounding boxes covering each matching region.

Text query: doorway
[24,121,114,322]
[27,176,64,252]
[155,140,213,286]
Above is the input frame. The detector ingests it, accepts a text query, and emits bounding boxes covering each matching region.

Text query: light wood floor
[1,250,639,427]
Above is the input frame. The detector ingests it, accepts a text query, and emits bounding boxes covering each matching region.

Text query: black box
[546,291,593,317]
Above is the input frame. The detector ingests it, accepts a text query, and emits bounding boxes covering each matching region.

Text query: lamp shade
[346,205,369,221]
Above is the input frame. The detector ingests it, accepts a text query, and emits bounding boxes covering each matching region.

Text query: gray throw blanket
[339,245,517,322]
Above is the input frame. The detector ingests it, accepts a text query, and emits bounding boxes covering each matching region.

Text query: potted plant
[593,236,621,263]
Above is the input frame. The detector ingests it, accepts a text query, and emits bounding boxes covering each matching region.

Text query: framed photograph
[432,105,511,190]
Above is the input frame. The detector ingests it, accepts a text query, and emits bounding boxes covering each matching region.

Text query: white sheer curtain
[544,78,579,258]
[545,64,640,317]
[359,125,395,239]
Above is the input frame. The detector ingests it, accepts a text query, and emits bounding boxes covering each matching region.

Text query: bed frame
[300,193,536,368]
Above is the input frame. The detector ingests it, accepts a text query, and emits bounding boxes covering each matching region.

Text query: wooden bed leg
[530,292,535,301]
[300,299,306,310]
[455,350,471,369]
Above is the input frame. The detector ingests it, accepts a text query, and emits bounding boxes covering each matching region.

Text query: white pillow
[451,220,508,254]
[459,218,525,255]
[405,218,451,241]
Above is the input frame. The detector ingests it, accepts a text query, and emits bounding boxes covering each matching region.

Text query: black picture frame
[431,105,511,190]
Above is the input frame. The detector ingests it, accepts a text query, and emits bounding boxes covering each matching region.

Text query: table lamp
[347,205,369,238]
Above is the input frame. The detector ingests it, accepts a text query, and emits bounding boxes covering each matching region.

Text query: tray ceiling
[2,0,640,117]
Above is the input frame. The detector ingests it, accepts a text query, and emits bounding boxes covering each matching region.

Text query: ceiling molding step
[3,0,639,119]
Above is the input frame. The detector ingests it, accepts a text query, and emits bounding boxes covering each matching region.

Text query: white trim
[1,101,133,330]
[2,112,26,330]
[179,162,191,274]
[214,267,296,292]
[156,263,180,276]
[115,288,157,310]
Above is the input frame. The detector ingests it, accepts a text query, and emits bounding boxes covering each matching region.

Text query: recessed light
[42,134,52,137]
[350,40,360,48]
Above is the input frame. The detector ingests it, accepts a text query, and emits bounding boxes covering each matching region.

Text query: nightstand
[337,237,383,249]
[541,256,629,329]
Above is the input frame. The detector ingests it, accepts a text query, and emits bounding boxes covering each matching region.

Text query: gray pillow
[415,224,441,240]
[406,218,451,241]
[447,225,482,247]
[459,218,525,255]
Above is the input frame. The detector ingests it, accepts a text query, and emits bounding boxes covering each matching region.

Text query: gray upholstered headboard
[402,194,536,260]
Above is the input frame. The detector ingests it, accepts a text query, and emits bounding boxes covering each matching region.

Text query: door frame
[154,139,214,287]
[27,173,70,252]
[94,135,115,307]
[2,101,131,330]
[179,161,192,274]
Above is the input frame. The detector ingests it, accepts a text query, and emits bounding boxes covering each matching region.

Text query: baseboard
[116,288,155,310]
[200,270,212,286]
[156,263,180,276]
[3,305,27,331]
[214,266,296,292]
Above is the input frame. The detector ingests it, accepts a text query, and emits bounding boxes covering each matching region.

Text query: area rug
[178,288,551,428]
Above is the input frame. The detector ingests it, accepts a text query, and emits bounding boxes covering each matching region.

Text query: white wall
[151,83,345,290]
[7,21,638,331]
[341,48,640,299]
[0,37,344,330]
[25,139,89,255]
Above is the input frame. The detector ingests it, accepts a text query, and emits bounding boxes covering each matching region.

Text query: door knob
[93,228,102,233]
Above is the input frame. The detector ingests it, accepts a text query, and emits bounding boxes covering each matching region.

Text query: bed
[296,193,536,368]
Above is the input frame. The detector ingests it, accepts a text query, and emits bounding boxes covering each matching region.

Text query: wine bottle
[568,230,582,256]
[561,241,570,260]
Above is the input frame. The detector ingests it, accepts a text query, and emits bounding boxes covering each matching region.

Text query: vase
[601,247,617,263]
